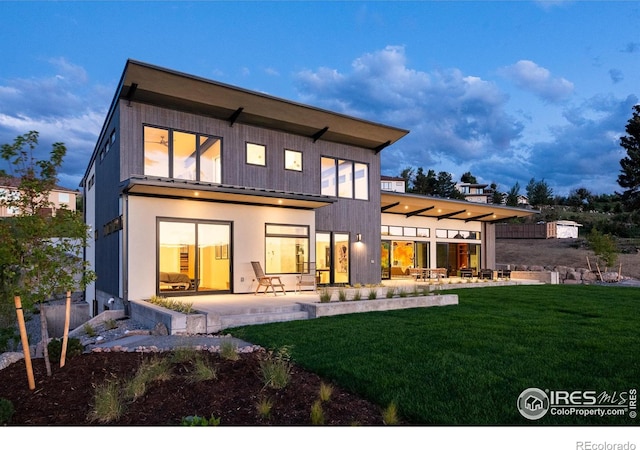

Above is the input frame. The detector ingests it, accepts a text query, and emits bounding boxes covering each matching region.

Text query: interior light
[194,191,199,197]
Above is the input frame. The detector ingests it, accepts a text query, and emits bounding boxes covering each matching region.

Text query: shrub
[367,289,377,300]
[0,398,15,425]
[385,287,396,298]
[310,400,325,425]
[83,323,96,337]
[319,289,331,303]
[187,356,217,384]
[398,288,408,298]
[148,295,194,314]
[219,340,239,361]
[319,382,333,402]
[104,318,118,330]
[47,337,83,363]
[382,401,400,425]
[87,380,124,424]
[259,346,292,389]
[180,414,221,426]
[338,289,347,302]
[352,290,362,301]
[256,396,273,419]
[123,356,172,401]
[0,326,19,353]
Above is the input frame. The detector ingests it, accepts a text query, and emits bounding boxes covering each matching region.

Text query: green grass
[230,285,640,425]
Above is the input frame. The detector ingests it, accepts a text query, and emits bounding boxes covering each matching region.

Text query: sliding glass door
[158,219,231,294]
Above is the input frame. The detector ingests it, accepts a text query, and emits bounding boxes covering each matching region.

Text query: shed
[555,220,582,239]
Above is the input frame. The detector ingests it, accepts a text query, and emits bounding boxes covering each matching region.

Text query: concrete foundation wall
[129,299,207,335]
[510,270,559,284]
[299,294,458,319]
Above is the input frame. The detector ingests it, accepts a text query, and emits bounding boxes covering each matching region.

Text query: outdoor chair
[295,262,317,293]
[251,261,286,295]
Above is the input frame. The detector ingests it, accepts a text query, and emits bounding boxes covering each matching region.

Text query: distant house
[456,182,493,204]
[0,175,77,217]
[381,175,406,193]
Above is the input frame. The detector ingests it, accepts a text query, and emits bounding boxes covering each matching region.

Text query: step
[219,310,309,329]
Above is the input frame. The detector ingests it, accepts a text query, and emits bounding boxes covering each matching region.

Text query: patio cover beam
[437,209,466,220]
[465,212,494,222]
[406,206,435,217]
[381,201,400,212]
[312,126,329,142]
[227,107,244,127]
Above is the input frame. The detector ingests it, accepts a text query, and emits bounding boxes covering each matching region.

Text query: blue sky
[0,1,638,197]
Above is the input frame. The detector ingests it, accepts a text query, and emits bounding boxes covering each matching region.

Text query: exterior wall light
[356,233,362,242]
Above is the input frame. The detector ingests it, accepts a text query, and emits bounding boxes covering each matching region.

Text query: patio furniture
[159,272,191,291]
[459,268,474,278]
[479,269,493,280]
[295,262,317,293]
[251,261,286,295]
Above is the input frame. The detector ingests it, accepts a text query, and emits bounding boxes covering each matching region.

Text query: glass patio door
[158,220,231,294]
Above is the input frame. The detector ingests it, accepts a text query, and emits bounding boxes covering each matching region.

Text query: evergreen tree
[526,178,554,208]
[617,104,640,211]
[505,182,520,207]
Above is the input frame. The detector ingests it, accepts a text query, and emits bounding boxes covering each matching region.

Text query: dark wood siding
[95,106,121,294]
[118,101,383,284]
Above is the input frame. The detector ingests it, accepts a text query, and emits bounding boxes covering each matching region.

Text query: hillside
[495,238,640,281]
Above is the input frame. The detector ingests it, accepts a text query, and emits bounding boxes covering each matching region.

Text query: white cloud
[499,60,574,103]
[295,45,523,177]
[0,59,110,189]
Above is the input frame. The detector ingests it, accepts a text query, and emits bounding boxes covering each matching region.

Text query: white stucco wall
[125,195,316,300]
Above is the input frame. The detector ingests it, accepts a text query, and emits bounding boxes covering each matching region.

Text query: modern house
[0,175,77,217]
[456,182,494,204]
[81,60,536,314]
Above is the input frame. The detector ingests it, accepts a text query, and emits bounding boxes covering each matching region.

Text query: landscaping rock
[152,323,169,336]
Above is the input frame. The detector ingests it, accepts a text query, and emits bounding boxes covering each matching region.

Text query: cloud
[0,58,110,189]
[499,60,574,103]
[622,42,640,53]
[609,69,624,84]
[295,45,523,177]
[473,94,638,195]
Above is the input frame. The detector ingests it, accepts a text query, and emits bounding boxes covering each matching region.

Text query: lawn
[230,285,639,425]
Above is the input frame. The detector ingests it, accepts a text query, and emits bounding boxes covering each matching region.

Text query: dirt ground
[495,238,640,280]
[0,350,387,426]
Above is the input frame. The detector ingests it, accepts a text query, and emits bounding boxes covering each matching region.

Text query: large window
[158,219,231,294]
[144,126,221,182]
[265,224,309,274]
[321,157,369,200]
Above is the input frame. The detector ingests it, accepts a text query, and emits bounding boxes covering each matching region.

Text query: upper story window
[246,142,266,166]
[144,125,221,183]
[284,149,302,171]
[58,193,70,204]
[321,157,369,200]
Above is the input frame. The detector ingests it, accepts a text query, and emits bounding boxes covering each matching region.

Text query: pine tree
[617,104,640,211]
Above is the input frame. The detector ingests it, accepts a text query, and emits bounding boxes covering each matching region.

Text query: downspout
[121,193,129,315]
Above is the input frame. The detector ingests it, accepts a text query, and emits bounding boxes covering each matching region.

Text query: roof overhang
[381,191,538,223]
[122,176,336,210]
[120,60,409,151]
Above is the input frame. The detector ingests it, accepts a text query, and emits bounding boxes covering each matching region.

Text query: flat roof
[121,60,409,151]
[381,191,537,223]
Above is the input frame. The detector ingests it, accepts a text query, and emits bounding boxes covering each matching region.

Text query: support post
[60,291,71,368]
[14,296,35,390]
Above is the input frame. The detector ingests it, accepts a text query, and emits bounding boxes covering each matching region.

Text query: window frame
[320,156,369,200]
[284,149,303,171]
[246,142,266,167]
[143,125,222,182]
[264,223,310,274]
